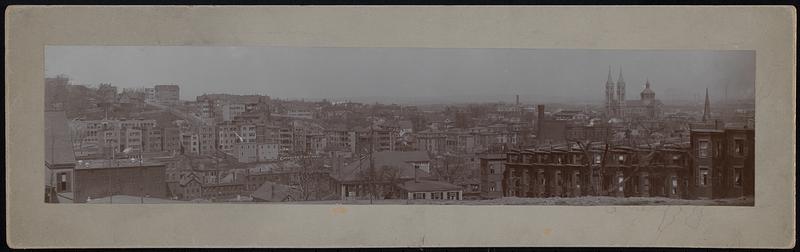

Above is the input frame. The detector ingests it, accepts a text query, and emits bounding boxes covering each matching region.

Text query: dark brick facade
[73,162,167,203]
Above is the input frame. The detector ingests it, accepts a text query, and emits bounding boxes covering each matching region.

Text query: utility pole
[369,109,375,205]
[140,151,144,204]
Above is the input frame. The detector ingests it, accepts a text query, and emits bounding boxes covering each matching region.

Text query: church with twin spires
[604,67,662,120]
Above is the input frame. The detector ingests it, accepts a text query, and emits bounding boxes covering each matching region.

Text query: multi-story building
[71,119,157,158]
[216,123,240,152]
[256,124,280,144]
[144,87,156,103]
[154,84,180,105]
[279,126,294,152]
[142,127,163,153]
[233,142,280,163]
[415,129,447,154]
[181,133,199,155]
[324,127,357,154]
[690,128,755,199]
[196,126,217,155]
[479,154,507,199]
[504,143,693,199]
[239,124,257,143]
[161,127,181,154]
[222,103,246,122]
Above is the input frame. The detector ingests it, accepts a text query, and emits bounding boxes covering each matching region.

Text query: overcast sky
[45,46,754,103]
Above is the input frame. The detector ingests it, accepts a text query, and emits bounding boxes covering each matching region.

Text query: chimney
[537,104,545,137]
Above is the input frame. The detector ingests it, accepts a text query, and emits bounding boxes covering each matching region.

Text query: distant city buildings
[44,70,755,204]
[604,67,663,120]
[154,84,180,105]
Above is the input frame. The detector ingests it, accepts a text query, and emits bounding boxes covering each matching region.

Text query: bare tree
[292,154,331,201]
[355,164,401,200]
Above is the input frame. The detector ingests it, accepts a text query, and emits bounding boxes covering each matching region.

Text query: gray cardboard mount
[5,6,796,248]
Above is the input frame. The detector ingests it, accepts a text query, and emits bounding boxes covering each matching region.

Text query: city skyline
[45,46,755,103]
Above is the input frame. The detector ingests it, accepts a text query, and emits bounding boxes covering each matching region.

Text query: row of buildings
[46,69,755,204]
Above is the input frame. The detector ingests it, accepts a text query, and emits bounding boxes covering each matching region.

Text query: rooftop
[45,111,76,166]
[398,180,462,192]
[74,159,166,170]
[251,181,299,202]
[334,151,432,182]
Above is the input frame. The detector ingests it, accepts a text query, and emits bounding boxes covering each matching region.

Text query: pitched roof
[251,181,298,202]
[333,151,432,182]
[398,180,462,192]
[45,111,76,167]
[179,172,201,186]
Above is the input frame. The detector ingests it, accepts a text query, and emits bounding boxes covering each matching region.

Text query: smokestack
[516,95,520,105]
[537,104,545,137]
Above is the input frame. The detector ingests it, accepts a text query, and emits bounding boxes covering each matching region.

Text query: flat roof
[75,159,165,170]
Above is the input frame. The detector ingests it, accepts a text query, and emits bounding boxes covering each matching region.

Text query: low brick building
[72,159,167,203]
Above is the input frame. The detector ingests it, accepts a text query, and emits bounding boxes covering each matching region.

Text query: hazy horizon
[45,46,755,104]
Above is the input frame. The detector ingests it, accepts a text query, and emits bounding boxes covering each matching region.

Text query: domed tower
[605,66,616,117]
[641,78,656,105]
[616,67,626,118]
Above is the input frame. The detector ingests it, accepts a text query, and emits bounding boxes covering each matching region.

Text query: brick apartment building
[690,128,755,199]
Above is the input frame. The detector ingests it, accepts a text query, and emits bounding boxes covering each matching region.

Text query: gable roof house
[45,111,77,203]
[250,181,300,202]
[331,151,461,200]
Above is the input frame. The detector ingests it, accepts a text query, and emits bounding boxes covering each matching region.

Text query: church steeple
[605,66,616,117]
[616,67,626,118]
[702,88,711,122]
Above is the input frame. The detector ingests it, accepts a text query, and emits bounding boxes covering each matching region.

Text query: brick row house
[497,128,754,200]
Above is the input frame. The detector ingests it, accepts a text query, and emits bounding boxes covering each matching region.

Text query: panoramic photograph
[44,46,755,205]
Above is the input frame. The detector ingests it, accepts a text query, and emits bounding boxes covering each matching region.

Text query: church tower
[605,66,616,117]
[616,67,626,118]
[702,88,711,122]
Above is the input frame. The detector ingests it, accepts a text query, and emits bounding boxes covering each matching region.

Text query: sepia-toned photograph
[7,6,795,249]
[44,46,755,206]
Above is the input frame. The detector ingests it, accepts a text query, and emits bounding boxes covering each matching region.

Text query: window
[594,155,601,164]
[698,140,710,158]
[447,192,459,200]
[671,176,678,195]
[556,171,563,186]
[413,192,426,200]
[431,192,443,200]
[58,173,68,191]
[490,185,496,192]
[734,167,743,187]
[699,168,709,186]
[734,139,745,156]
[617,175,624,192]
